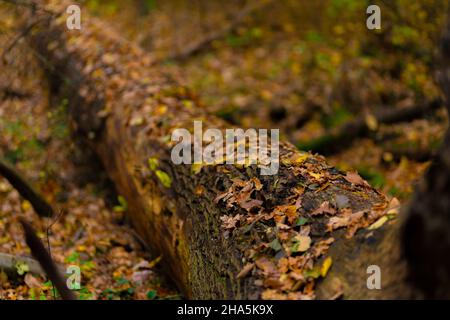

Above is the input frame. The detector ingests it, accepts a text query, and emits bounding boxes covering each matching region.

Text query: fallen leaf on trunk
[311,201,336,215]
[237,263,254,279]
[320,257,333,277]
[255,257,278,276]
[291,235,311,253]
[240,199,263,211]
[344,171,369,186]
[220,214,242,230]
[367,215,389,230]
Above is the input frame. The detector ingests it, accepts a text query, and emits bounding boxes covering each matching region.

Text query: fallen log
[0,252,44,275]
[296,99,443,155]
[16,0,428,299]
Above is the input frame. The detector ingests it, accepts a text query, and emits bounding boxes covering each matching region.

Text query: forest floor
[0,0,448,299]
[0,13,178,299]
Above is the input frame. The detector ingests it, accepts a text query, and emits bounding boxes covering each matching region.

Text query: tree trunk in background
[402,18,450,299]
[18,0,449,299]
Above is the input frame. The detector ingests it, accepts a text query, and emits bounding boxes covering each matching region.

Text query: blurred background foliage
[80,0,448,199]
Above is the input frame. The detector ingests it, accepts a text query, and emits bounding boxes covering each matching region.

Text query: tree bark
[402,17,450,299]
[18,0,432,299]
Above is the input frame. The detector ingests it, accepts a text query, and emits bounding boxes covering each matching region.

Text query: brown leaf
[292,235,311,253]
[326,208,352,230]
[240,199,263,211]
[285,205,298,224]
[220,214,242,230]
[278,258,289,273]
[312,237,335,258]
[344,171,369,186]
[237,263,254,279]
[255,257,278,276]
[251,177,263,191]
[311,201,336,216]
[274,205,298,225]
[261,289,287,300]
[24,273,42,289]
[214,190,231,203]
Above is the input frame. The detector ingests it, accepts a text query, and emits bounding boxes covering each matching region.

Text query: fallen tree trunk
[17,0,424,299]
[0,252,44,275]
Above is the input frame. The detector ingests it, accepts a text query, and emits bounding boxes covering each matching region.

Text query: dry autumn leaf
[344,171,369,187]
[291,235,311,253]
[220,214,242,230]
[311,201,336,216]
[255,257,278,276]
[237,263,255,279]
[368,215,389,230]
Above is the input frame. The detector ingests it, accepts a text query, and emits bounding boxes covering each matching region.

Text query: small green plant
[113,195,128,212]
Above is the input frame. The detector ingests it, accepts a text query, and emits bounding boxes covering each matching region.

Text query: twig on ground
[19,217,76,300]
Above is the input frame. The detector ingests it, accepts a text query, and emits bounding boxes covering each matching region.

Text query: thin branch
[19,218,77,300]
[0,158,54,217]
[1,0,53,15]
[0,86,31,100]
[1,17,46,62]
[162,0,274,62]
[46,209,65,299]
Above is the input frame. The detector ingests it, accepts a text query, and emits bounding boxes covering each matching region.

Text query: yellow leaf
[148,256,162,268]
[321,257,333,277]
[148,158,159,171]
[383,152,393,162]
[260,90,273,101]
[368,216,388,230]
[195,185,205,195]
[156,105,168,115]
[309,172,322,180]
[191,163,203,175]
[92,68,104,79]
[155,170,172,188]
[294,154,309,165]
[21,200,31,211]
[77,245,87,252]
[15,261,29,275]
[0,182,11,192]
[113,269,123,279]
[365,114,378,131]
[130,116,144,126]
